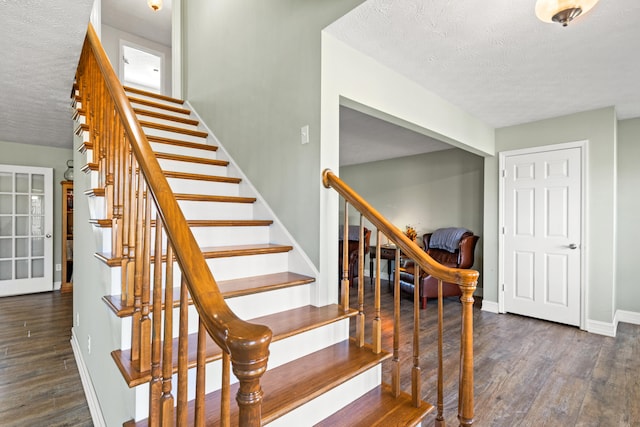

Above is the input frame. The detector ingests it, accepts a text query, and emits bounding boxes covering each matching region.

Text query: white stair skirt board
[71,329,107,427]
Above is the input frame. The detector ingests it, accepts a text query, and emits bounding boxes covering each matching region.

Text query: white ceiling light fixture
[147,0,162,12]
[535,0,599,26]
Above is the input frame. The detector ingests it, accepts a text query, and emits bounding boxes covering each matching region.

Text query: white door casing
[0,165,54,296]
[499,143,584,327]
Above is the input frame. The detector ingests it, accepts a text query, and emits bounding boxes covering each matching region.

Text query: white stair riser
[139,116,200,132]
[208,252,289,281]
[267,367,382,427]
[126,93,186,109]
[119,283,312,349]
[150,142,218,160]
[158,158,227,175]
[178,200,253,220]
[190,226,271,247]
[166,178,239,197]
[131,319,346,423]
[93,224,270,257]
[141,127,207,144]
[129,101,190,117]
[103,251,290,298]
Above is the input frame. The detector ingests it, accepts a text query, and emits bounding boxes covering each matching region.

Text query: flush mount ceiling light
[535,0,599,27]
[147,0,162,12]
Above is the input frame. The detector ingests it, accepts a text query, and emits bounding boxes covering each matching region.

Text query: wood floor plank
[0,292,92,427]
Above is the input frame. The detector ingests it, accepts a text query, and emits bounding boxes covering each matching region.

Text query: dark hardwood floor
[1,284,638,426]
[0,291,92,427]
[350,279,640,426]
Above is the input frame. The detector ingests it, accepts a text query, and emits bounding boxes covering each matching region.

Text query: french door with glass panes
[0,165,53,296]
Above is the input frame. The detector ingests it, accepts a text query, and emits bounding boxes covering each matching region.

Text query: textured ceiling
[2,0,639,159]
[327,0,640,129]
[0,0,94,149]
[102,0,172,46]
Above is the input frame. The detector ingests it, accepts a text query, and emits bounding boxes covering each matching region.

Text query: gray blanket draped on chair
[429,227,469,252]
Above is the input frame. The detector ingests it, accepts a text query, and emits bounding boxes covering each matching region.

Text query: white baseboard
[71,328,106,427]
[481,300,499,313]
[616,309,640,326]
[585,319,616,337]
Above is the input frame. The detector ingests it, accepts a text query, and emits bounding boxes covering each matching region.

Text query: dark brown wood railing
[75,23,271,426]
[323,169,478,427]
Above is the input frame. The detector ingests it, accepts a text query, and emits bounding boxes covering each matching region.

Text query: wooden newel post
[231,343,271,426]
[457,282,476,427]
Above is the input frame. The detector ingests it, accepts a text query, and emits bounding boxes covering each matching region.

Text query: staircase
[73,24,476,427]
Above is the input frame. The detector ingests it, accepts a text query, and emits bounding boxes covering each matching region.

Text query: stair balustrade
[323,169,478,427]
[75,23,271,426]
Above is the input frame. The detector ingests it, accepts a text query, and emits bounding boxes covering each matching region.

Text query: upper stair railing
[323,169,478,427]
[75,23,271,426]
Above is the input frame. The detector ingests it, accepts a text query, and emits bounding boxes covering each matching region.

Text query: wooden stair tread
[104,271,313,317]
[128,96,191,115]
[125,340,391,427]
[314,383,434,427]
[134,108,199,126]
[155,151,228,166]
[89,219,273,229]
[147,135,217,152]
[124,86,184,104]
[84,189,254,203]
[163,170,241,184]
[140,120,208,138]
[95,243,294,266]
[112,303,352,387]
[174,193,256,203]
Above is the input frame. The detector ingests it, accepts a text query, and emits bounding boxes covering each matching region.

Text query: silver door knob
[568,243,577,249]
[45,234,52,238]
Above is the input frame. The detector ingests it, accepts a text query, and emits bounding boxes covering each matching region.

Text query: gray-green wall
[488,107,617,323]
[184,0,363,268]
[340,148,484,287]
[0,140,73,286]
[616,118,640,313]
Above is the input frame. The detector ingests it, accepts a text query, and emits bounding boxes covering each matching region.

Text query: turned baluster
[341,200,350,310]
[159,244,175,425]
[355,214,365,348]
[457,283,476,427]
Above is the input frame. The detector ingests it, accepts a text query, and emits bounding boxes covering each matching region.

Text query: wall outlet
[87,335,91,354]
[55,264,61,271]
[301,125,310,144]
[76,313,80,327]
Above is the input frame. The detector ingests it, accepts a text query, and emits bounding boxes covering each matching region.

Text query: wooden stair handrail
[323,168,478,427]
[323,169,477,286]
[83,22,272,417]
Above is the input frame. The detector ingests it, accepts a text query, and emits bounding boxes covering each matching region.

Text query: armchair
[338,226,371,286]
[399,229,478,308]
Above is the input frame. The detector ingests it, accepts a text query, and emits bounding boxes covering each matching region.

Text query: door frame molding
[498,140,588,329]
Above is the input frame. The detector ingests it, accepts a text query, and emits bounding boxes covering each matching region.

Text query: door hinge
[501,283,505,291]
[501,169,506,178]
[502,226,506,234]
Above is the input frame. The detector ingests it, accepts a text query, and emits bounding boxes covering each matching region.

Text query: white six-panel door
[0,165,53,296]
[502,145,582,326]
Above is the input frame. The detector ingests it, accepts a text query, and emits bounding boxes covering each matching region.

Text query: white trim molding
[71,328,106,427]
[585,318,616,337]
[615,310,640,327]
[481,300,499,313]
